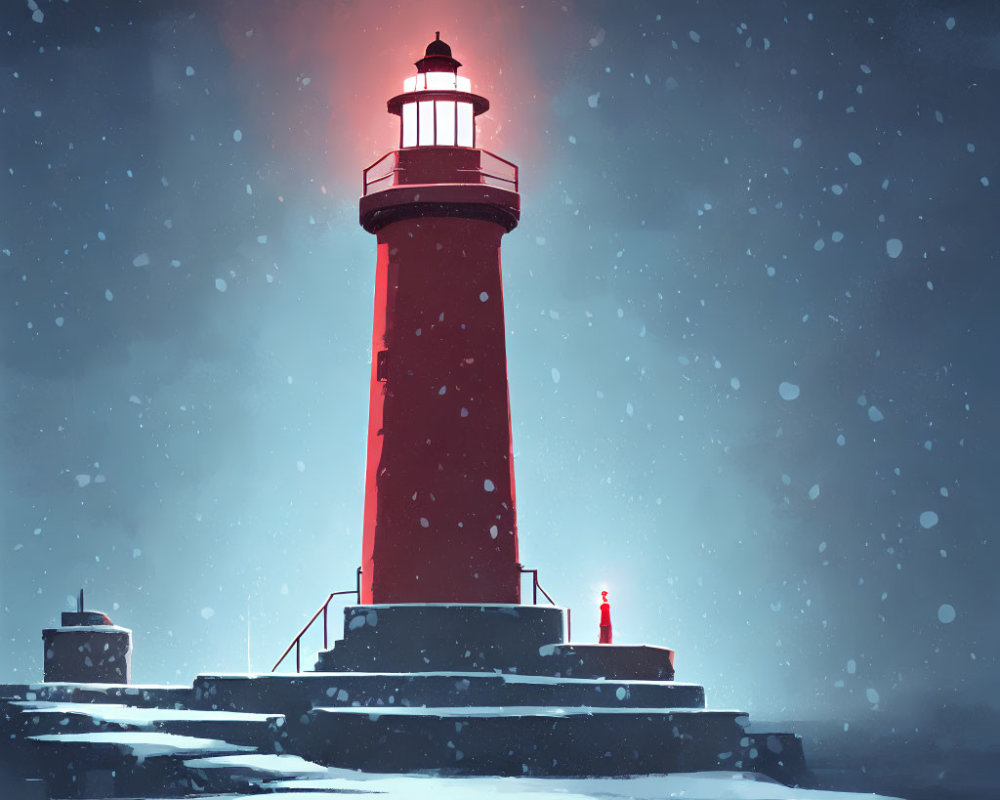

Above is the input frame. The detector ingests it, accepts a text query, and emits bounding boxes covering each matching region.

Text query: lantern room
[387,33,490,148]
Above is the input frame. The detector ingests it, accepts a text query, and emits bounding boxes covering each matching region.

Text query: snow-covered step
[10,700,284,748]
[192,670,706,715]
[289,704,752,776]
[1,682,192,709]
[25,730,258,798]
[182,752,332,794]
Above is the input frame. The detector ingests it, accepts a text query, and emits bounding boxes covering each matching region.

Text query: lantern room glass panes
[436,101,455,146]
[399,72,476,148]
[401,102,417,147]
[417,101,434,146]
[403,74,471,93]
[457,102,473,147]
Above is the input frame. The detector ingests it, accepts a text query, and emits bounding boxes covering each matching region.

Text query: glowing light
[403,73,471,92]
[402,97,474,148]
[400,67,475,148]
[402,102,417,147]
[457,102,473,146]
[436,101,456,145]
[418,101,434,145]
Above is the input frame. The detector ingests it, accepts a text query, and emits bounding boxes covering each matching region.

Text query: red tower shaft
[359,39,521,604]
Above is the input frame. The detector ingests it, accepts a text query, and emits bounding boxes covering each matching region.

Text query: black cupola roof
[416,32,462,73]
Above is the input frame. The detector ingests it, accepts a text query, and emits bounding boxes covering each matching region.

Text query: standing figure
[599,590,613,644]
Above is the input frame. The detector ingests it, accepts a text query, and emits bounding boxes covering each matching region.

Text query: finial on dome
[418,32,461,72]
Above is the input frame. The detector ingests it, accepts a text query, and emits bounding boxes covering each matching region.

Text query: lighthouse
[0,36,812,792]
[359,33,522,605]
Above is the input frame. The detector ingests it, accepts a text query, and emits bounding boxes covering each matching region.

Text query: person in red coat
[599,590,612,644]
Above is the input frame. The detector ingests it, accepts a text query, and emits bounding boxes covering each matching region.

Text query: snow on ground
[183,753,330,777]
[312,705,738,718]
[160,768,905,799]
[28,732,254,762]
[12,700,276,724]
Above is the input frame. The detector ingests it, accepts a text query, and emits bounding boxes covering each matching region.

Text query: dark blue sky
[2,0,998,725]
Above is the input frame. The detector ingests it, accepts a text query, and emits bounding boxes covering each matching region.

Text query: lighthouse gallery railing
[363,149,518,196]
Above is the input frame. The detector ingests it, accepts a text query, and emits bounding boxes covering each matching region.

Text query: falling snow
[778,381,800,401]
[919,511,939,530]
[1,10,995,789]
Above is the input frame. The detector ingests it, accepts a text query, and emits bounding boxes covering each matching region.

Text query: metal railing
[362,151,398,195]
[520,566,571,642]
[273,565,572,672]
[271,567,361,673]
[362,148,518,196]
[479,150,519,192]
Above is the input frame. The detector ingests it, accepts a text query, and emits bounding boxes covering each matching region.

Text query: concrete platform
[315,604,676,681]
[293,704,750,775]
[193,671,706,714]
[0,603,813,793]
[316,603,567,673]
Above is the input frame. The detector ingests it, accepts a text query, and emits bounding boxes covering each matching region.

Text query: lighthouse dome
[425,32,452,58]
[417,32,462,72]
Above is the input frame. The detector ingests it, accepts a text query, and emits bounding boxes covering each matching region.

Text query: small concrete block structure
[42,592,132,684]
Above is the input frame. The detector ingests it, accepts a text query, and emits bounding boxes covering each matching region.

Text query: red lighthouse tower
[359,34,521,605]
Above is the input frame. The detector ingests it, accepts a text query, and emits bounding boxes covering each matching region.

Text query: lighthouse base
[0,604,813,794]
[298,604,804,781]
[314,604,675,681]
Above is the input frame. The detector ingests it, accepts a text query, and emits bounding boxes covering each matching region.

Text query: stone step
[316,604,567,676]
[288,705,750,776]
[1,682,193,708]
[9,700,284,748]
[192,671,705,716]
[23,730,258,798]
